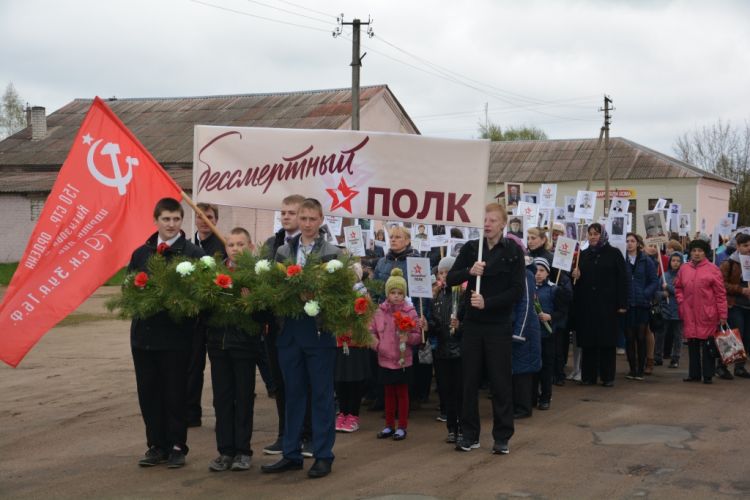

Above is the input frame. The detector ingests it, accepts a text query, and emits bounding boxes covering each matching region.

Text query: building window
[647,198,672,210]
[29,195,47,221]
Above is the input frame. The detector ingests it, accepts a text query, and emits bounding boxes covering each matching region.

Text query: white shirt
[158,234,181,247]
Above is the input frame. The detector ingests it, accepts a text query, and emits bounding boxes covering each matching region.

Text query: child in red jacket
[370,269,422,440]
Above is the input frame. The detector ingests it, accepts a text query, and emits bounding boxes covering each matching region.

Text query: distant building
[487,137,734,234]
[0,85,418,262]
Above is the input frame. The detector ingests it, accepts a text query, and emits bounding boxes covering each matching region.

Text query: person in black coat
[186,202,228,428]
[571,223,628,387]
[447,203,525,455]
[207,227,263,472]
[129,197,204,469]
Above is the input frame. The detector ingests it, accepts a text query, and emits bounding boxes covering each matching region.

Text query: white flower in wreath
[325,260,343,273]
[255,259,272,273]
[200,255,216,269]
[175,261,196,277]
[304,300,321,317]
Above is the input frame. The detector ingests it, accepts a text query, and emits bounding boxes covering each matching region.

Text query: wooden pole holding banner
[475,227,486,294]
[181,190,226,247]
[419,298,425,343]
[573,242,581,285]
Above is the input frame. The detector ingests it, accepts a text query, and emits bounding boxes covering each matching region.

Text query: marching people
[720,232,750,378]
[259,194,310,457]
[511,262,542,419]
[429,256,465,443]
[623,233,658,380]
[206,227,261,472]
[261,198,342,478]
[187,202,227,428]
[659,252,684,368]
[334,263,372,434]
[654,240,684,366]
[371,269,423,441]
[447,203,525,455]
[642,242,666,375]
[571,223,627,387]
[675,239,728,384]
[129,197,205,468]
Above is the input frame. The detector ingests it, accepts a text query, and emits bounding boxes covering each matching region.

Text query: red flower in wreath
[214,274,233,289]
[354,297,369,315]
[286,264,303,277]
[134,272,148,288]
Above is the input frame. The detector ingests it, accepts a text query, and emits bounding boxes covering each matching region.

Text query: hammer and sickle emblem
[86,139,139,195]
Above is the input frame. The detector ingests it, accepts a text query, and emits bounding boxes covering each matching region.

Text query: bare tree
[673,119,750,226]
[0,82,25,139]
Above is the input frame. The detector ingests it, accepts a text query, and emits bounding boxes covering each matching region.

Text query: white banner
[644,211,669,245]
[344,225,365,257]
[538,183,557,209]
[406,257,433,299]
[193,126,490,225]
[740,254,750,282]
[573,190,597,220]
[552,236,577,271]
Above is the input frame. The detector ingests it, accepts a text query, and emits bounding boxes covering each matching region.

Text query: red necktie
[157,242,169,255]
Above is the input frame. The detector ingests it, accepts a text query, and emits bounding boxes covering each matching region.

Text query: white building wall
[0,194,38,263]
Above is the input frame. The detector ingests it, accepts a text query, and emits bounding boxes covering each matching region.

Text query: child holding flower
[206,227,263,472]
[370,268,422,440]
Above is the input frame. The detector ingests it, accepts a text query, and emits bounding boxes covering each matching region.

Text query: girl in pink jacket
[674,239,728,384]
[370,269,422,440]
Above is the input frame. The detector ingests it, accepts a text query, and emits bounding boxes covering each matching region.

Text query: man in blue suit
[261,198,342,479]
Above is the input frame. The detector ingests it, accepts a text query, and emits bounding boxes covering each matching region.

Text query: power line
[243,0,332,26]
[275,0,337,20]
[189,0,330,33]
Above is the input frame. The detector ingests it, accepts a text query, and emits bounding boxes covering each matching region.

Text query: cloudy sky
[1,0,748,155]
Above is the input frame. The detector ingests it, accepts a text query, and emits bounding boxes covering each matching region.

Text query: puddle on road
[594,424,693,448]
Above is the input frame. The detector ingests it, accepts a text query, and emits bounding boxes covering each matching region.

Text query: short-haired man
[187,202,227,427]
[447,203,525,456]
[261,198,342,479]
[264,194,306,257]
[129,197,204,468]
[721,232,750,378]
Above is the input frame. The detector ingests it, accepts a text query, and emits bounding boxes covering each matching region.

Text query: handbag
[713,324,747,365]
[649,302,664,332]
[417,342,433,364]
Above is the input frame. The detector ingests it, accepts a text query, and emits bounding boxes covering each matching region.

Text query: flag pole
[180,191,226,247]
[657,245,669,304]
[476,227,486,294]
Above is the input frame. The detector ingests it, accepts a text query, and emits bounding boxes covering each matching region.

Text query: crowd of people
[126,195,749,478]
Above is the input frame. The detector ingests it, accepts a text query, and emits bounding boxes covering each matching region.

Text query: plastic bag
[714,325,747,365]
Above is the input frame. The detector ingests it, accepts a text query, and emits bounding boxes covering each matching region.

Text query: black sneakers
[263,438,283,455]
[455,438,480,452]
[138,446,168,467]
[167,451,186,468]
[492,440,510,455]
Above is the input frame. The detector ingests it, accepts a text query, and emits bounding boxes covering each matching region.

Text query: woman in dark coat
[571,223,628,386]
[623,233,658,380]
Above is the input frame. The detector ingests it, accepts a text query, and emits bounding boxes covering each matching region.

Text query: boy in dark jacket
[429,256,465,443]
[129,198,204,468]
[207,227,263,472]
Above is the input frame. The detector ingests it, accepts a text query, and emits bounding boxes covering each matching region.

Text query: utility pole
[333,15,373,131]
[599,95,614,215]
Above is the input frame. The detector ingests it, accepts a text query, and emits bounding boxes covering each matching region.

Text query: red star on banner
[413,264,422,274]
[326,177,359,213]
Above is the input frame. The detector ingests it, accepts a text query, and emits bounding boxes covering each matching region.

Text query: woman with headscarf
[570,223,628,386]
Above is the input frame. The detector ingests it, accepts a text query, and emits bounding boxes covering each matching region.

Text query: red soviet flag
[0,97,182,367]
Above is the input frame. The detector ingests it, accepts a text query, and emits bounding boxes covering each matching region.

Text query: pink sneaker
[342,415,359,433]
[335,412,346,432]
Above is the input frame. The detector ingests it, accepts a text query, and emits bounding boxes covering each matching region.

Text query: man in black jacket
[129,197,204,468]
[187,202,227,427]
[447,203,525,456]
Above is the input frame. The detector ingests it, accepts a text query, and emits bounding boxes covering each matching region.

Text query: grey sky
[1,0,748,156]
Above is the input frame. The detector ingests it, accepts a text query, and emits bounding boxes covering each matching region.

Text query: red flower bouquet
[214,273,233,289]
[133,272,149,289]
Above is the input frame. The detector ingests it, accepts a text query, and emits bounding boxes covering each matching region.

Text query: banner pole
[181,190,226,247]
[657,246,669,304]
[419,298,425,343]
[476,227,486,294]
[573,243,581,285]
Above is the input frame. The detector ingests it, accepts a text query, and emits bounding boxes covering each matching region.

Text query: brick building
[0,85,418,262]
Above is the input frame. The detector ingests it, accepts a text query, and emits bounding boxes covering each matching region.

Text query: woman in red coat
[674,239,728,384]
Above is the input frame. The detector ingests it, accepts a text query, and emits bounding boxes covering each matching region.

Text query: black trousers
[186,327,206,422]
[533,335,555,404]
[132,347,191,454]
[687,339,714,381]
[581,346,616,384]
[208,349,258,456]
[512,373,534,416]
[411,358,434,403]
[435,357,462,433]
[553,329,570,381]
[336,380,366,416]
[461,322,514,443]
